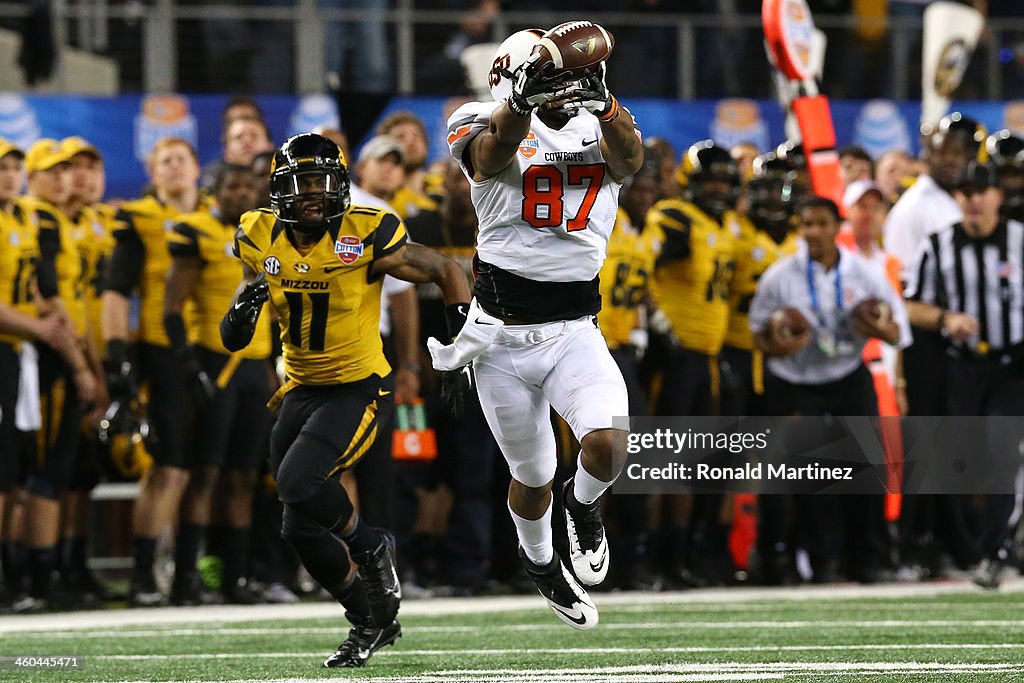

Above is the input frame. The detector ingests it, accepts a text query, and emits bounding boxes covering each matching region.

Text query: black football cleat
[170,571,205,607]
[352,529,401,627]
[324,619,402,668]
[561,479,609,586]
[519,547,598,630]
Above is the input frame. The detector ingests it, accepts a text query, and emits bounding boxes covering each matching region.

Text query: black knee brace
[284,479,355,534]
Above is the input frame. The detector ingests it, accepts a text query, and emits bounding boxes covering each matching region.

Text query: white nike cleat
[519,547,598,630]
[561,479,609,585]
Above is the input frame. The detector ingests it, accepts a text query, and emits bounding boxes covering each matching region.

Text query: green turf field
[1,582,1023,682]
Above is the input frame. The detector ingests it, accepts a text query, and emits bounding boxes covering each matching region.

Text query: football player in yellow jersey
[163,164,269,606]
[101,137,212,607]
[599,162,661,414]
[53,135,116,607]
[720,153,800,417]
[646,140,740,589]
[648,140,739,416]
[222,134,470,668]
[13,139,100,612]
[0,140,76,607]
[62,137,114,364]
[596,158,662,590]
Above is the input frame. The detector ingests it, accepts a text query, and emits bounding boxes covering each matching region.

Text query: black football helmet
[985,130,1024,221]
[269,133,351,238]
[986,129,1024,167]
[675,140,740,220]
[747,152,797,239]
[925,112,987,159]
[97,398,153,481]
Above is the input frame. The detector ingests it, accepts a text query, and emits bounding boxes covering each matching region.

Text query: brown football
[853,297,892,326]
[536,21,614,77]
[771,307,811,338]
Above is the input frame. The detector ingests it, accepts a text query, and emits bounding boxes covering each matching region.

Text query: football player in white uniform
[431,27,643,629]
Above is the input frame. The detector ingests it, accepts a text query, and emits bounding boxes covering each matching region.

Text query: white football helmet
[487,28,545,102]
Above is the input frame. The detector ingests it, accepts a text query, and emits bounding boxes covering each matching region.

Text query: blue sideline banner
[0,91,1022,199]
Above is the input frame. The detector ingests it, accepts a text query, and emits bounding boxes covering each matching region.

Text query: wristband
[163,312,188,352]
[106,338,128,366]
[597,95,619,122]
[444,302,470,341]
[507,94,533,117]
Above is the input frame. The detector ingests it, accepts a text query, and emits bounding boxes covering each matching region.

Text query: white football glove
[427,298,504,371]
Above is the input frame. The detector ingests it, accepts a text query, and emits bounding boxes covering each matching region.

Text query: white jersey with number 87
[447,101,622,282]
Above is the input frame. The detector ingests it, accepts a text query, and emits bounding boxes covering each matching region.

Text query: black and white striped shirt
[905,219,1024,352]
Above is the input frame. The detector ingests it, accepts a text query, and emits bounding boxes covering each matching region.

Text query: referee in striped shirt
[905,161,1024,589]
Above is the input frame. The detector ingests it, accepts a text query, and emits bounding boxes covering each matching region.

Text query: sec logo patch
[264,256,281,275]
[335,235,364,265]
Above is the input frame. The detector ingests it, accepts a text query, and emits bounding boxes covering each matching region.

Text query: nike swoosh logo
[590,556,606,573]
[551,603,588,625]
[379,389,392,397]
[324,266,344,273]
[475,317,495,325]
[582,138,598,147]
[358,648,371,659]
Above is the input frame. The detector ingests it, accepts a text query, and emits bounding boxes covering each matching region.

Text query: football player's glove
[570,63,615,119]
[103,338,136,405]
[508,55,575,117]
[230,274,270,326]
[177,346,218,402]
[440,364,475,419]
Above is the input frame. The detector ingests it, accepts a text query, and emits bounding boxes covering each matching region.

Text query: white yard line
[75,662,1024,683]
[68,643,1024,659]
[17,620,1024,640]
[1,578,1020,634]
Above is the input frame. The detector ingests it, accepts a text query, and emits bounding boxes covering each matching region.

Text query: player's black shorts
[138,342,189,469]
[269,373,395,492]
[656,346,718,417]
[193,348,273,470]
[0,341,20,492]
[28,345,83,498]
[719,345,765,416]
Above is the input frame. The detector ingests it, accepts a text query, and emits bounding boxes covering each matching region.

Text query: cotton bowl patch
[335,235,364,264]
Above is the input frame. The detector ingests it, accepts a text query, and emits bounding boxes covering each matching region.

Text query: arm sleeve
[446,101,500,176]
[167,221,202,259]
[232,217,262,271]
[372,212,408,261]
[36,224,60,298]
[651,206,692,267]
[103,210,145,296]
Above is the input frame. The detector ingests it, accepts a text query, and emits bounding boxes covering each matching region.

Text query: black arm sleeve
[373,213,408,260]
[653,208,692,267]
[103,211,145,296]
[220,310,255,353]
[36,226,60,298]
[163,312,188,352]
